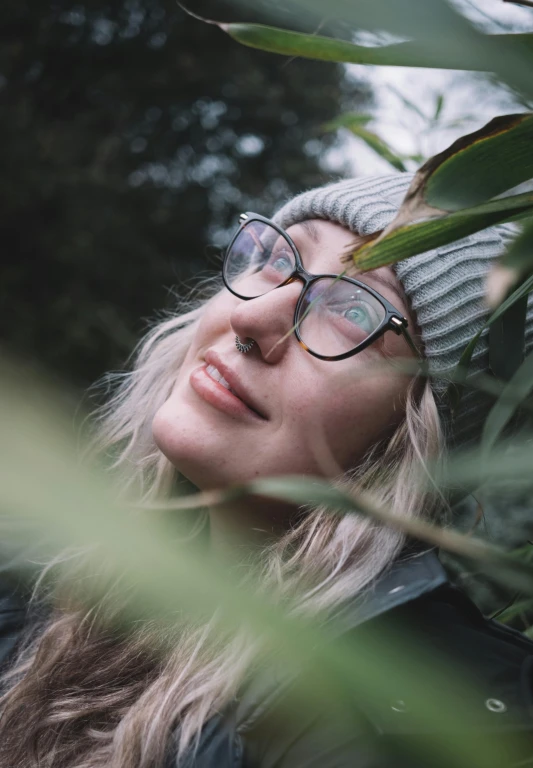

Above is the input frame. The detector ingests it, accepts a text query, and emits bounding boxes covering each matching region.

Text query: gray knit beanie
[272,173,533,448]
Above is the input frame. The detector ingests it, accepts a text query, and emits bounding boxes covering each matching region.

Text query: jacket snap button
[485,698,507,713]
[391,699,409,712]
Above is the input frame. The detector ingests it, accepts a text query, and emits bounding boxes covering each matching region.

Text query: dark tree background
[0,0,369,388]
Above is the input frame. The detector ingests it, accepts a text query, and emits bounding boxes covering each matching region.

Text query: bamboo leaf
[322,113,373,129]
[202,13,533,84]
[421,113,533,212]
[352,192,533,272]
[446,273,533,413]
[491,597,533,625]
[322,115,408,171]
[437,437,533,495]
[2,367,531,767]
[434,93,445,121]
[486,217,533,307]
[349,114,533,268]
[343,126,409,171]
[245,477,533,595]
[204,4,533,99]
[157,476,533,596]
[481,351,533,455]
[216,23,476,69]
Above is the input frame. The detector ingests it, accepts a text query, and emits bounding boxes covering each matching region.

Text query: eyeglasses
[222,212,418,362]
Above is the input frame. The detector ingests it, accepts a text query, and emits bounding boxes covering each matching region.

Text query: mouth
[204,362,266,419]
[205,363,238,396]
[189,350,268,421]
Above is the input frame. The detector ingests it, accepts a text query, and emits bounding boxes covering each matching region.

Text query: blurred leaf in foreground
[487,218,533,307]
[481,350,533,456]
[204,0,533,99]
[155,474,533,598]
[445,273,533,413]
[0,362,531,766]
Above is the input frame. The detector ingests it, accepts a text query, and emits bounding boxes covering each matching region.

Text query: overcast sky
[324,0,533,176]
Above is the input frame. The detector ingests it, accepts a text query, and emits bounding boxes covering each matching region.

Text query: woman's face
[153,219,418,490]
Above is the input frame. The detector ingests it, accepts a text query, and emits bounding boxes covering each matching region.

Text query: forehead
[286,218,354,259]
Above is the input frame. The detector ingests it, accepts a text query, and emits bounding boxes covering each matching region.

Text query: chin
[152,405,233,491]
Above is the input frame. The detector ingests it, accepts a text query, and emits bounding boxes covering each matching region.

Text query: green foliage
[211,5,533,315]
[1,366,533,767]
[446,273,533,413]
[207,19,502,70]
[214,1,533,97]
[322,113,409,171]
[481,350,533,455]
[487,217,533,305]
[421,114,533,211]
[352,190,533,270]
[3,1,533,764]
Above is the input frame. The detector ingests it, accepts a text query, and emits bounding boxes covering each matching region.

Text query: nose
[230,279,303,364]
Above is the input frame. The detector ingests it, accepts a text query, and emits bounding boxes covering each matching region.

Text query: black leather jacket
[2,549,533,767]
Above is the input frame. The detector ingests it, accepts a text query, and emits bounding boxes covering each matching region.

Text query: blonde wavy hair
[0,276,448,768]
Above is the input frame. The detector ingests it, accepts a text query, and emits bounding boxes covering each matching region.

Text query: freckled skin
[152,220,417,491]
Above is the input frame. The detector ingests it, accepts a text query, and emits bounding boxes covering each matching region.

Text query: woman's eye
[343,304,377,333]
[267,251,292,273]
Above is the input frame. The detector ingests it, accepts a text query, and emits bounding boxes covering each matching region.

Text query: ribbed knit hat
[272,173,533,448]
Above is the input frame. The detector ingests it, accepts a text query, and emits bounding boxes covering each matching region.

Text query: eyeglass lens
[224,219,386,358]
[224,219,296,298]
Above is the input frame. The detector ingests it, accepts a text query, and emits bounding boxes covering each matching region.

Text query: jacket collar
[234,546,449,732]
[328,546,449,637]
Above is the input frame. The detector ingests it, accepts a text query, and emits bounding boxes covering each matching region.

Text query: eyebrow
[300,220,321,244]
[359,271,406,309]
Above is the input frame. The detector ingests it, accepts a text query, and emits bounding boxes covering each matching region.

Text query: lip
[189,350,268,421]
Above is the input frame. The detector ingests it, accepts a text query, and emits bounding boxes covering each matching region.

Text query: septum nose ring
[235,335,255,353]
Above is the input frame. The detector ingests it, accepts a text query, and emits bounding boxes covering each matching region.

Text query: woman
[1,173,533,767]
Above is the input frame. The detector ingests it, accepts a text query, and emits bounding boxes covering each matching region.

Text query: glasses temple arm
[400,325,422,360]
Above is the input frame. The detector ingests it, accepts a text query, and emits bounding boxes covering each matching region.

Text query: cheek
[289,372,409,473]
[152,395,196,466]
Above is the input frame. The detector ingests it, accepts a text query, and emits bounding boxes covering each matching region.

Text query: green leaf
[217,23,451,68]
[246,476,533,595]
[434,93,444,121]
[322,115,408,171]
[205,1,533,99]
[437,436,533,494]
[212,19,533,75]
[491,597,533,625]
[352,113,533,257]
[181,1,533,89]
[486,217,533,307]
[446,273,533,413]
[352,191,533,272]
[322,113,373,129]
[422,113,533,212]
[348,127,408,170]
[481,351,533,455]
[386,83,428,122]
[3,367,532,767]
